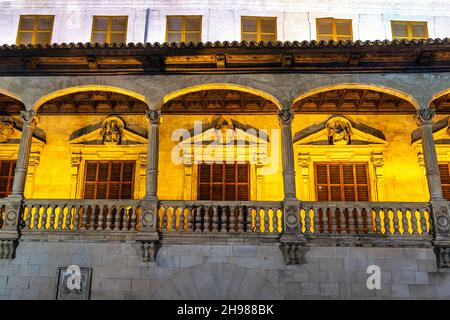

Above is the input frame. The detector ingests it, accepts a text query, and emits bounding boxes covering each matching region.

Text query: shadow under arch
[150,262,284,300]
[32,85,150,112]
[158,83,283,111]
[291,82,420,112]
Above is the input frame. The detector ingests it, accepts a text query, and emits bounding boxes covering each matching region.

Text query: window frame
[314,162,371,202]
[316,18,353,42]
[91,16,129,44]
[391,20,429,40]
[197,162,250,201]
[16,15,55,45]
[82,160,136,200]
[241,16,277,42]
[165,15,202,43]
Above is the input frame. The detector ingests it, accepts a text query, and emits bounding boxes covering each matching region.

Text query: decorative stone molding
[416,109,435,126]
[0,121,14,143]
[298,153,311,200]
[140,241,161,262]
[370,152,385,200]
[0,239,18,259]
[280,243,308,265]
[326,117,353,145]
[434,246,450,268]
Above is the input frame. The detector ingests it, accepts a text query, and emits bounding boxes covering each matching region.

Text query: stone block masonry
[0,242,449,300]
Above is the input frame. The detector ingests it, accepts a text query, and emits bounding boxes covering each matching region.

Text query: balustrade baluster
[420,209,428,236]
[374,208,381,234]
[170,207,176,232]
[412,210,420,235]
[178,207,185,232]
[195,206,202,232]
[255,207,261,232]
[347,207,355,234]
[340,208,347,234]
[401,208,409,235]
[392,207,400,235]
[322,208,329,234]
[237,207,244,232]
[212,206,219,232]
[383,208,391,235]
[272,207,279,234]
[355,207,363,234]
[187,207,194,232]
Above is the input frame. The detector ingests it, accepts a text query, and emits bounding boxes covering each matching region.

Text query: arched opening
[291,83,418,114]
[160,83,282,113]
[429,88,450,113]
[0,90,26,115]
[160,84,283,202]
[33,85,150,114]
[29,85,151,201]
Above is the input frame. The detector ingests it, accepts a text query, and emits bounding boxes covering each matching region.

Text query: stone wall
[0,0,449,45]
[1,241,449,299]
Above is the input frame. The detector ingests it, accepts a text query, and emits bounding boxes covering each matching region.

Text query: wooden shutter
[439,163,450,200]
[198,163,249,201]
[83,161,135,199]
[0,161,16,198]
[314,162,370,201]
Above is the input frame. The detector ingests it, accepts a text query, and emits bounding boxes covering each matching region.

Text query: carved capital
[416,109,435,126]
[277,109,294,126]
[146,110,162,125]
[20,110,37,126]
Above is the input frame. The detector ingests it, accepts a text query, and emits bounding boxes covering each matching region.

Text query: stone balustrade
[300,201,431,236]
[158,200,283,234]
[20,199,142,239]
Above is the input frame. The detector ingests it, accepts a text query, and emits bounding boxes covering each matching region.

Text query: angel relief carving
[101,117,124,145]
[326,117,353,145]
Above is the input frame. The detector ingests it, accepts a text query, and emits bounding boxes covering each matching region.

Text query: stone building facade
[0,0,449,300]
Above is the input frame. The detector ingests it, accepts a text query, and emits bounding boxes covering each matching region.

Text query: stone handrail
[300,201,431,236]
[158,200,283,234]
[21,199,142,232]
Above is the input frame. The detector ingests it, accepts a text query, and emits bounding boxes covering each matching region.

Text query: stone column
[416,109,444,201]
[11,110,37,198]
[278,108,297,201]
[417,109,450,268]
[139,109,161,263]
[144,110,161,200]
[278,108,305,265]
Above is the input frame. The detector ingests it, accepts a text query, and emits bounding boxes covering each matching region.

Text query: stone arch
[151,262,284,300]
[0,88,26,115]
[32,85,150,112]
[158,83,283,111]
[291,82,420,112]
[429,87,450,112]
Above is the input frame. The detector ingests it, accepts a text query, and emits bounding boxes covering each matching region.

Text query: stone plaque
[56,266,92,300]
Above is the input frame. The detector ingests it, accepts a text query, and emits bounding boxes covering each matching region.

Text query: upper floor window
[241,16,277,42]
[17,15,54,45]
[166,16,202,42]
[391,21,428,40]
[91,16,128,44]
[316,18,353,41]
[314,162,370,201]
